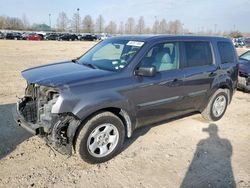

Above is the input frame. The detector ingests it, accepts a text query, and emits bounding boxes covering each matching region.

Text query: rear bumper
[12,104,39,135]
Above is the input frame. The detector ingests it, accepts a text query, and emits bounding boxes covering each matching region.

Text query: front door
[128,41,186,127]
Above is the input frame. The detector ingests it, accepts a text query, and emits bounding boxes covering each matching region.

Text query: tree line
[0,13,247,37]
[57,13,185,34]
[0,13,185,34]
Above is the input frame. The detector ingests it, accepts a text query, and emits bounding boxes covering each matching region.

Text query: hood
[22,61,114,88]
[239,59,250,74]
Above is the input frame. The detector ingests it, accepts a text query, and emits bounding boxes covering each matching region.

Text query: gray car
[13,35,238,163]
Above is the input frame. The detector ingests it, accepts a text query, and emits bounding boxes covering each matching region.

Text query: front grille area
[19,98,37,123]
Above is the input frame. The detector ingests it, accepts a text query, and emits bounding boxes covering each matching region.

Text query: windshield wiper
[83,63,99,69]
[71,59,78,63]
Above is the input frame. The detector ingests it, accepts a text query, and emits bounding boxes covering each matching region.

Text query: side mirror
[135,66,156,77]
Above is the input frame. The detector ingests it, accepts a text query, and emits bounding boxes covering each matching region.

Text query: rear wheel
[202,89,229,121]
[75,112,125,163]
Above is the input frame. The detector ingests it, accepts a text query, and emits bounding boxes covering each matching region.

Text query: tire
[75,111,125,163]
[201,89,229,121]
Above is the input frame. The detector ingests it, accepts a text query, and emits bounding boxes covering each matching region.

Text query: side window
[141,42,179,72]
[184,41,213,68]
[217,42,235,64]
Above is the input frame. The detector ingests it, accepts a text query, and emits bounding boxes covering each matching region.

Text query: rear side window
[217,42,235,64]
[183,41,213,68]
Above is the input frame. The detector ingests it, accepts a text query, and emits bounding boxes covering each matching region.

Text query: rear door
[181,41,218,111]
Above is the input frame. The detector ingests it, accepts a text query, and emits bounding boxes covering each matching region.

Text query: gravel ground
[0,40,249,188]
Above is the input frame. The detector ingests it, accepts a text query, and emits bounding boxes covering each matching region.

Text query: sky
[0,0,249,32]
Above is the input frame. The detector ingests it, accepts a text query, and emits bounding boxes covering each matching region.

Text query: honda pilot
[13,35,238,163]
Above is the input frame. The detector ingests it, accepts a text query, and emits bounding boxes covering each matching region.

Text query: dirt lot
[0,40,249,187]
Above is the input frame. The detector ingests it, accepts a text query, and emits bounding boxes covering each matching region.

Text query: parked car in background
[14,35,238,163]
[245,38,250,48]
[238,50,250,92]
[37,34,44,40]
[21,32,29,40]
[24,33,43,40]
[45,34,59,40]
[58,34,78,41]
[0,31,4,39]
[80,34,97,41]
[97,33,109,40]
[232,38,245,48]
[5,32,22,40]
[77,34,82,40]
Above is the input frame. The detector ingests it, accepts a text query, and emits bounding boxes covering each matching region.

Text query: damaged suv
[13,35,238,163]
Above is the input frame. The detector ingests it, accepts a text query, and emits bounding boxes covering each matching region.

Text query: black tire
[75,111,125,163]
[201,89,229,121]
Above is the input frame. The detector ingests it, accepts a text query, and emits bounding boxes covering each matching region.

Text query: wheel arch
[210,75,234,104]
[70,106,134,152]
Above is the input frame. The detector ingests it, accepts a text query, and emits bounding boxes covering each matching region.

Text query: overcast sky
[0,0,249,32]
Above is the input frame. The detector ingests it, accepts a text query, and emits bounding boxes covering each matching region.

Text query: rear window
[217,42,235,64]
[183,41,213,68]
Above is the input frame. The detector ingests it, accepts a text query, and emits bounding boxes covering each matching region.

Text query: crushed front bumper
[13,101,79,156]
[12,103,40,135]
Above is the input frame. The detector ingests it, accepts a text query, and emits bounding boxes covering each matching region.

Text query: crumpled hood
[22,61,114,88]
[239,60,250,74]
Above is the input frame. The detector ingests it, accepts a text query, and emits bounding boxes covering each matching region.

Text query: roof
[110,35,230,42]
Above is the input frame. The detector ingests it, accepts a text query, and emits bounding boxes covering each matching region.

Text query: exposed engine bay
[17,83,80,155]
[19,84,59,127]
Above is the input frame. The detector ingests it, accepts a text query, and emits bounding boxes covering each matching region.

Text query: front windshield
[240,51,250,61]
[77,39,144,71]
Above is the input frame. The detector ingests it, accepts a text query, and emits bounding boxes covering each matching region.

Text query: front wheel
[202,89,229,121]
[75,112,125,163]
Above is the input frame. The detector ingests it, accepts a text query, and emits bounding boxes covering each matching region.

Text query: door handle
[169,79,183,87]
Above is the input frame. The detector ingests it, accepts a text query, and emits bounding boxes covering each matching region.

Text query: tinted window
[184,41,213,68]
[218,42,235,64]
[141,42,179,72]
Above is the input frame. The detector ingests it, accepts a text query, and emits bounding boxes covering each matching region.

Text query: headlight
[51,95,63,113]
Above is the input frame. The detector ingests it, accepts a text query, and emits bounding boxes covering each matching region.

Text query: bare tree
[169,20,182,34]
[95,15,105,33]
[56,12,69,32]
[125,17,135,34]
[144,27,152,34]
[22,14,30,30]
[158,19,168,34]
[136,16,145,34]
[4,16,24,30]
[152,18,160,34]
[82,15,94,33]
[118,21,124,34]
[0,16,6,29]
[105,21,117,34]
[71,12,81,33]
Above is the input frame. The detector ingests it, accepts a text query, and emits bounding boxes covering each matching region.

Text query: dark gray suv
[13,35,238,163]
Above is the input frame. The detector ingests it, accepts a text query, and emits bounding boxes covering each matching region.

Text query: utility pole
[77,8,80,34]
[49,13,51,30]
